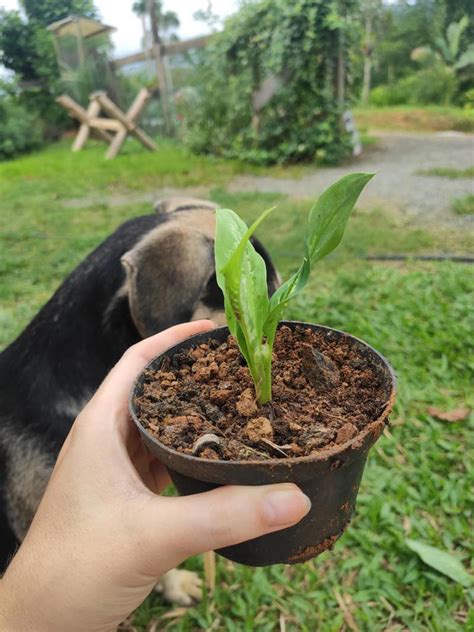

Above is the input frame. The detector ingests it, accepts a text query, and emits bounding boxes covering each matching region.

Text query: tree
[360,0,383,105]
[188,0,356,165]
[0,0,99,81]
[366,0,446,87]
[193,1,221,31]
[444,0,474,42]
[20,0,97,27]
[0,0,99,133]
[132,0,179,41]
[0,11,39,80]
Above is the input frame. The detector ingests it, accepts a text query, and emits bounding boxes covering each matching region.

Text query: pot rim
[129,321,397,468]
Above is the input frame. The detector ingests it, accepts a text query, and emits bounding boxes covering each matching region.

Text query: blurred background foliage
[0,0,473,162]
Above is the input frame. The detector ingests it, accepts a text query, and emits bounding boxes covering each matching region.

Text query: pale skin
[0,321,311,632]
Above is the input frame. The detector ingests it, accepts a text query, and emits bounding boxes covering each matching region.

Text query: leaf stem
[258,359,272,405]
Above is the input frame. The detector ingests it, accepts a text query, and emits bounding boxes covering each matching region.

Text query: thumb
[142,483,311,571]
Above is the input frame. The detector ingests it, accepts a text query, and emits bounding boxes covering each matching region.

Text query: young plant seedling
[215,173,374,405]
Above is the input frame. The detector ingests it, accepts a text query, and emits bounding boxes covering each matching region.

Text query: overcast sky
[0,0,240,56]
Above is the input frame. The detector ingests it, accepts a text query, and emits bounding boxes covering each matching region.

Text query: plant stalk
[255,342,273,405]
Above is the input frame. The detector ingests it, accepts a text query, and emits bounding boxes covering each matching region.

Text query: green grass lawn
[1,142,473,631]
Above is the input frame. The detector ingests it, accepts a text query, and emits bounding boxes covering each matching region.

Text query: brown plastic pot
[129,322,396,566]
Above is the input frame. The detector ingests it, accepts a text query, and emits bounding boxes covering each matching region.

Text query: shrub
[187,0,355,165]
[0,87,43,160]
[370,64,457,107]
[404,64,457,105]
[369,84,409,107]
[463,88,474,110]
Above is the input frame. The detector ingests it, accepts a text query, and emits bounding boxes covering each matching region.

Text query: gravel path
[229,132,474,226]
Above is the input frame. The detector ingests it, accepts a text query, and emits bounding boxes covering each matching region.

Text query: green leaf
[306,172,374,263]
[215,208,247,341]
[447,16,468,61]
[265,172,374,338]
[435,36,452,64]
[214,173,373,403]
[215,207,273,399]
[454,45,474,70]
[405,539,473,587]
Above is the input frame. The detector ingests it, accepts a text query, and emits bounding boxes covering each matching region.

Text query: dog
[0,197,279,605]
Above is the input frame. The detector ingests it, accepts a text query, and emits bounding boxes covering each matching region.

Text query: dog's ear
[121,219,215,338]
[154,197,218,215]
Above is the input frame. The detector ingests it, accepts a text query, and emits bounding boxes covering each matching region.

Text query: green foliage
[132,0,179,35]
[0,1,99,135]
[215,174,372,403]
[358,3,474,107]
[411,16,474,80]
[463,87,474,109]
[370,64,457,106]
[188,0,356,165]
[20,0,97,26]
[365,0,447,87]
[0,85,43,160]
[0,10,40,80]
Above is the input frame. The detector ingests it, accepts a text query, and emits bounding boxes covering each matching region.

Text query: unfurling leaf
[215,207,274,401]
[405,539,473,587]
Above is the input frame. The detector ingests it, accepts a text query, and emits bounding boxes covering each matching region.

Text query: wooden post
[148,0,174,136]
[57,90,156,158]
[203,551,216,594]
[56,94,112,144]
[104,88,154,159]
[75,17,86,67]
[73,99,103,150]
[91,90,157,154]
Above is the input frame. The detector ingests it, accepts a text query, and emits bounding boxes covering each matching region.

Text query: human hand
[0,321,311,632]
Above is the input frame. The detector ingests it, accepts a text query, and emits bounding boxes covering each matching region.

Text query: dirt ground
[229,131,474,227]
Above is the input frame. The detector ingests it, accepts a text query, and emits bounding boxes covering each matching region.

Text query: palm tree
[132,0,180,42]
[132,0,179,136]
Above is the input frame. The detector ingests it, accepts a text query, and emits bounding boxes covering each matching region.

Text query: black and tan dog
[0,197,279,603]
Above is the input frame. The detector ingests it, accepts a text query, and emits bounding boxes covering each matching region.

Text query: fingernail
[262,486,312,528]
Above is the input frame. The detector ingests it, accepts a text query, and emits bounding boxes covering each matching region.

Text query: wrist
[1,562,119,632]
[0,577,41,632]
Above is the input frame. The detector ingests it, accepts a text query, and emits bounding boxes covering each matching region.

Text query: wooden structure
[47,16,120,103]
[111,33,210,136]
[57,88,157,159]
[47,16,115,71]
[47,3,212,139]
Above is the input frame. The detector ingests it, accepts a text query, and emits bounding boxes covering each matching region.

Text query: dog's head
[120,198,280,338]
